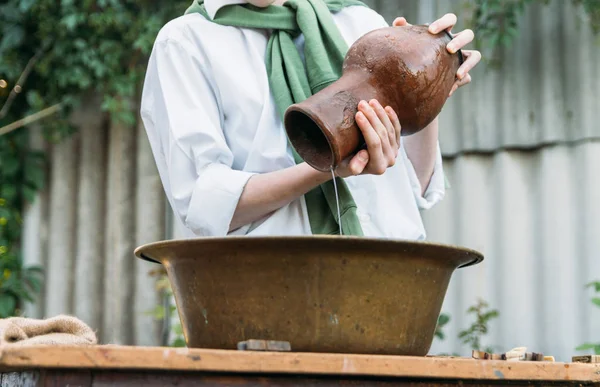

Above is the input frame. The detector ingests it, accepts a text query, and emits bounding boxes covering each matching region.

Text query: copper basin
[134,236,483,355]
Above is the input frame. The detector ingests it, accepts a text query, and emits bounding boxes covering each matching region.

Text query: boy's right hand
[335,99,401,178]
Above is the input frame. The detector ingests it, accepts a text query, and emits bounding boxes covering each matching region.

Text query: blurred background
[1,0,599,361]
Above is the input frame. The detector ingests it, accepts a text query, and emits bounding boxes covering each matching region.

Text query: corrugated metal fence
[21,0,600,360]
[22,99,166,346]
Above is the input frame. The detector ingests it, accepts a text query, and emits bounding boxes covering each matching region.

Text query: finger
[355,111,386,174]
[447,29,474,54]
[347,150,369,176]
[428,13,457,34]
[385,106,401,147]
[449,83,458,97]
[369,99,394,143]
[448,83,458,97]
[449,74,471,97]
[456,50,481,79]
[393,17,410,27]
[369,100,397,164]
[457,73,472,87]
[358,100,391,151]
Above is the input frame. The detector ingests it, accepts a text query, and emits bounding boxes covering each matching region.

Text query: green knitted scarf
[186,0,367,235]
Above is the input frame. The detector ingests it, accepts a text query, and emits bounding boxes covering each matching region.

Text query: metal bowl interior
[135,236,483,355]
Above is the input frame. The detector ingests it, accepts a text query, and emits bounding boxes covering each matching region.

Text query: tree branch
[0,103,63,137]
[0,44,48,120]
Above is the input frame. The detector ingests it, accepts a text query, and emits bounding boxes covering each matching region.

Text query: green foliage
[437,285,600,357]
[435,313,451,340]
[0,250,43,318]
[148,270,185,347]
[171,324,187,348]
[434,300,499,355]
[457,299,499,353]
[0,129,45,316]
[467,0,600,66]
[573,0,600,32]
[576,343,600,354]
[576,281,600,355]
[0,0,189,128]
[0,0,189,317]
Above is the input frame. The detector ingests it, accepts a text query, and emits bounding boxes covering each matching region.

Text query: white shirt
[140,0,446,240]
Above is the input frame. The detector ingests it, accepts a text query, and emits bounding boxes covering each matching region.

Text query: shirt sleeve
[140,36,255,237]
[401,141,446,210]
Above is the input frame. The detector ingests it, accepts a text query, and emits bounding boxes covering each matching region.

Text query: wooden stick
[572,355,600,364]
[473,348,547,362]
[237,340,291,352]
[0,103,62,137]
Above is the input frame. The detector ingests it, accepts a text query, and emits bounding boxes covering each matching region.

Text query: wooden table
[0,346,598,386]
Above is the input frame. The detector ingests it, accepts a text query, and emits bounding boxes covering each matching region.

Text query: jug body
[284,24,463,172]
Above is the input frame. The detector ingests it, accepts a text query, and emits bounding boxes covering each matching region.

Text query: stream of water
[331,167,342,236]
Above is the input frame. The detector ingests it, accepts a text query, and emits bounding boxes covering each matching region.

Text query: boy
[140,0,481,239]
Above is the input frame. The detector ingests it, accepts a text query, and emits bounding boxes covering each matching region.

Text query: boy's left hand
[393,14,481,97]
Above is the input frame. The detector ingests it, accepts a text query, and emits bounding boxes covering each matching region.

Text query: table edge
[0,346,597,382]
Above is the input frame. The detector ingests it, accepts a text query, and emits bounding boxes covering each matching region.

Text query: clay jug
[284,25,463,172]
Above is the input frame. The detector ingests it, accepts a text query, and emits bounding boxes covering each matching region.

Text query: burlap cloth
[0,315,97,347]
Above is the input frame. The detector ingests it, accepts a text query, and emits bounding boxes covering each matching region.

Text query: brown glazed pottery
[284,25,463,172]
[134,236,482,356]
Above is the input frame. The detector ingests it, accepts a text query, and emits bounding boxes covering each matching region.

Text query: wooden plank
[0,369,593,387]
[91,372,409,386]
[0,369,584,387]
[87,370,585,387]
[39,370,92,387]
[0,346,598,382]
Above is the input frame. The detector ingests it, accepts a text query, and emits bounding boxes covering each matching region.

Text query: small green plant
[458,299,499,353]
[0,249,43,317]
[148,268,185,347]
[576,281,600,355]
[435,313,451,340]
[433,300,499,357]
[170,325,186,347]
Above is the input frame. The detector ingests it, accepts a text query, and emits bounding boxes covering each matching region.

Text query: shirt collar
[205,0,248,19]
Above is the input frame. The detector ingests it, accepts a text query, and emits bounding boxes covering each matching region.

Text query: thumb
[348,150,369,176]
